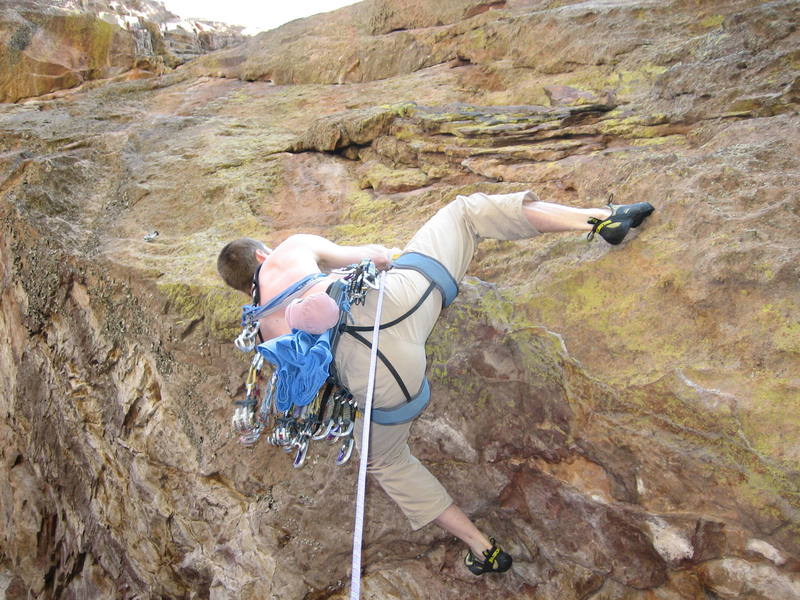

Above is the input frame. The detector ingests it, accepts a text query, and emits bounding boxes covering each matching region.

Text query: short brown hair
[217,238,268,294]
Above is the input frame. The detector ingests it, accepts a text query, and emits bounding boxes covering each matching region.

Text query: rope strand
[349,270,386,600]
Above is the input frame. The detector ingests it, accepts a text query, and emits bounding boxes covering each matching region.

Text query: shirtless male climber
[217,190,654,575]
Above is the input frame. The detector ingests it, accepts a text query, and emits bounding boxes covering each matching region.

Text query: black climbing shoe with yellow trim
[587,201,655,245]
[464,538,513,575]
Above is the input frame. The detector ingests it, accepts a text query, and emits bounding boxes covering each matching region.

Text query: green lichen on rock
[699,14,725,29]
[52,13,118,75]
[606,377,800,519]
[532,269,655,351]
[291,105,404,152]
[563,64,669,102]
[359,162,430,193]
[739,379,800,464]
[615,66,669,96]
[329,190,399,245]
[0,9,141,101]
[159,282,243,341]
[426,278,566,389]
[758,301,800,355]
[775,320,800,354]
[597,113,672,138]
[87,18,116,74]
[379,101,417,118]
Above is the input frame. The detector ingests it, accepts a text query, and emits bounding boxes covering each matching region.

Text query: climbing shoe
[587,201,655,245]
[464,538,513,575]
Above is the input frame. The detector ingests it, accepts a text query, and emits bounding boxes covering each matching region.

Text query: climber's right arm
[273,234,394,271]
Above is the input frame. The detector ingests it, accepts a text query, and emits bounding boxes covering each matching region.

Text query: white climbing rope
[349,269,387,600]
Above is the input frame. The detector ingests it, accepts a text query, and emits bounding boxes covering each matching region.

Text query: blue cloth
[257,329,334,412]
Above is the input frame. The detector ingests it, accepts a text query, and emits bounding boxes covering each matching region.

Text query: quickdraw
[231,353,266,443]
[230,260,379,468]
[341,259,379,305]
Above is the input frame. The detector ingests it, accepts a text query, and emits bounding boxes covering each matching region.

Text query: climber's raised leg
[523,198,655,244]
[522,200,611,232]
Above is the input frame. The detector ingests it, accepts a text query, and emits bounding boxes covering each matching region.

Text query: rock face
[1,0,799,599]
[0,0,245,102]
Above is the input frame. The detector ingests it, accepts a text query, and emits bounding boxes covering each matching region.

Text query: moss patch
[159,282,244,341]
[699,15,725,30]
[330,190,404,247]
[759,301,800,355]
[359,162,430,193]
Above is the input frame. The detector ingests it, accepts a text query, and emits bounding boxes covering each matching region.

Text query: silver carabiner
[239,424,263,446]
[258,371,277,424]
[336,436,354,466]
[293,439,309,468]
[363,261,379,289]
[313,419,334,440]
[234,322,260,352]
[333,418,354,438]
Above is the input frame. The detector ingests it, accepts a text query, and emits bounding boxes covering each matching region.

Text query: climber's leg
[404,190,655,290]
[522,200,611,232]
[434,503,492,556]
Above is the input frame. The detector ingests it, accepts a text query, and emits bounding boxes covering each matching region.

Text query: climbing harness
[349,270,386,600]
[229,253,457,595]
[339,252,458,426]
[229,252,459,467]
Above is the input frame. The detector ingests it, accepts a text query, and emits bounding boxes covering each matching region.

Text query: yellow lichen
[330,191,404,246]
[159,282,244,341]
[379,102,417,118]
[360,162,429,192]
[775,321,800,354]
[699,15,725,29]
[629,134,686,147]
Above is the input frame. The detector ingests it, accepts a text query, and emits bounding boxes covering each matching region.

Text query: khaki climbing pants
[334,191,541,530]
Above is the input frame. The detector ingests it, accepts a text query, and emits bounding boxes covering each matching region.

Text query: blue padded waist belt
[391,252,458,308]
[371,378,431,425]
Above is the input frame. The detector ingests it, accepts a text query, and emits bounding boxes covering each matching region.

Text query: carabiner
[293,439,309,468]
[336,436,354,466]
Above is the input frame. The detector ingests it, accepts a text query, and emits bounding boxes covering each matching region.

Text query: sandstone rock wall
[1,0,798,598]
[0,0,246,103]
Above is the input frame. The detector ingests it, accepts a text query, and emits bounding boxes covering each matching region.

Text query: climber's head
[217,238,272,294]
